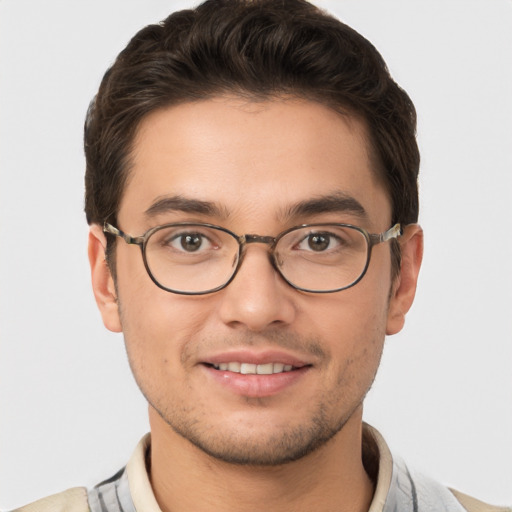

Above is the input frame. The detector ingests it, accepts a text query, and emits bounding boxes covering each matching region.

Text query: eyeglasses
[104,222,402,295]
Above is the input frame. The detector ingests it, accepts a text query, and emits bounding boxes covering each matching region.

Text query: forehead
[119,97,391,230]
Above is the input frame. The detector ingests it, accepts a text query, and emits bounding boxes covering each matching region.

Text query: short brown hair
[84,0,419,271]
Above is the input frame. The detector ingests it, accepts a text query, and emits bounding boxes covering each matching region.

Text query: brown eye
[180,234,203,252]
[163,232,212,253]
[307,234,330,251]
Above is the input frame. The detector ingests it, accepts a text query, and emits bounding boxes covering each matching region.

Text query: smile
[204,357,311,397]
[211,362,297,374]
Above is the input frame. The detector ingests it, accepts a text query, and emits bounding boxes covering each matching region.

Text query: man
[11,1,510,511]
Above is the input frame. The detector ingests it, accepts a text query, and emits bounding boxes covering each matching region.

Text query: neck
[148,407,375,512]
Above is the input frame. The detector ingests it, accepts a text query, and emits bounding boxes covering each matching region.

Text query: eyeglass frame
[103,221,402,295]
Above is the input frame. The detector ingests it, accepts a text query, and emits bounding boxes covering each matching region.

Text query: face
[91,97,420,465]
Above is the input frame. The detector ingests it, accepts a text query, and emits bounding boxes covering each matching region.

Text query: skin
[89,97,423,512]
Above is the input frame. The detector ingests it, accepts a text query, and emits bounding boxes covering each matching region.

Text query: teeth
[227,362,241,372]
[256,363,274,375]
[212,362,296,374]
[240,363,257,374]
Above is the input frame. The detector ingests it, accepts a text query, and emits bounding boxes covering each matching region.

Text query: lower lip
[203,365,310,398]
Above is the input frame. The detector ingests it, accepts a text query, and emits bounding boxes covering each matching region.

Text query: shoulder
[450,488,512,512]
[364,424,510,512]
[402,462,511,512]
[10,487,90,512]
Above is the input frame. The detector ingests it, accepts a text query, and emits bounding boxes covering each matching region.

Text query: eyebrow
[282,192,368,221]
[144,195,228,219]
[144,192,367,223]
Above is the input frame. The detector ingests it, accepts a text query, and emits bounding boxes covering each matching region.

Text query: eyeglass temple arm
[369,223,402,244]
[103,223,144,245]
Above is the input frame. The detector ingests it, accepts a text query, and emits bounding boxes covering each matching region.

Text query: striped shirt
[12,425,509,512]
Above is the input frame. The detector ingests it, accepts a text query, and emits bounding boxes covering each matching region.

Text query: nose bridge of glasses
[236,234,282,281]
[241,234,277,246]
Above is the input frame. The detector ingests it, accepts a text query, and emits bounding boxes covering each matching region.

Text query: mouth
[201,353,311,397]
[207,362,300,375]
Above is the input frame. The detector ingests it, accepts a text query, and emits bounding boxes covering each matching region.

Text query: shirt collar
[125,424,394,512]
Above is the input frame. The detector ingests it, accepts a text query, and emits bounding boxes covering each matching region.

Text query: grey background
[1,0,511,509]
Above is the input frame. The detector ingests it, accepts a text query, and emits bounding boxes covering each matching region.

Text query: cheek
[119,295,208,410]
[116,246,210,334]
[307,273,391,343]
[305,279,389,376]
[116,268,211,378]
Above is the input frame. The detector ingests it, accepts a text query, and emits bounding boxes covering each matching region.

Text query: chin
[159,402,353,466]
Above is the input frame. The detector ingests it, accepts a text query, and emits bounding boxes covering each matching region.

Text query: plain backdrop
[1,0,511,509]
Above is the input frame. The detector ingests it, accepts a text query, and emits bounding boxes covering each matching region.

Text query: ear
[88,224,122,333]
[386,224,423,335]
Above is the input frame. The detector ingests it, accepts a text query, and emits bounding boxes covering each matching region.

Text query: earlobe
[386,224,423,335]
[88,224,122,333]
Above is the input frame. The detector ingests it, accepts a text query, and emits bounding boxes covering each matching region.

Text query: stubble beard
[143,347,377,467]
[150,392,362,467]
[119,301,384,468]
[132,354,378,467]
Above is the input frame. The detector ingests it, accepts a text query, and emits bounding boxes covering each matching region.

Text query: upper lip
[202,349,311,367]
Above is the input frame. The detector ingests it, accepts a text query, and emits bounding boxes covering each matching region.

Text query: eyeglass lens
[143,224,369,294]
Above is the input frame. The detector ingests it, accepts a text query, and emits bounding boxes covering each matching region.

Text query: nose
[218,245,296,332]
